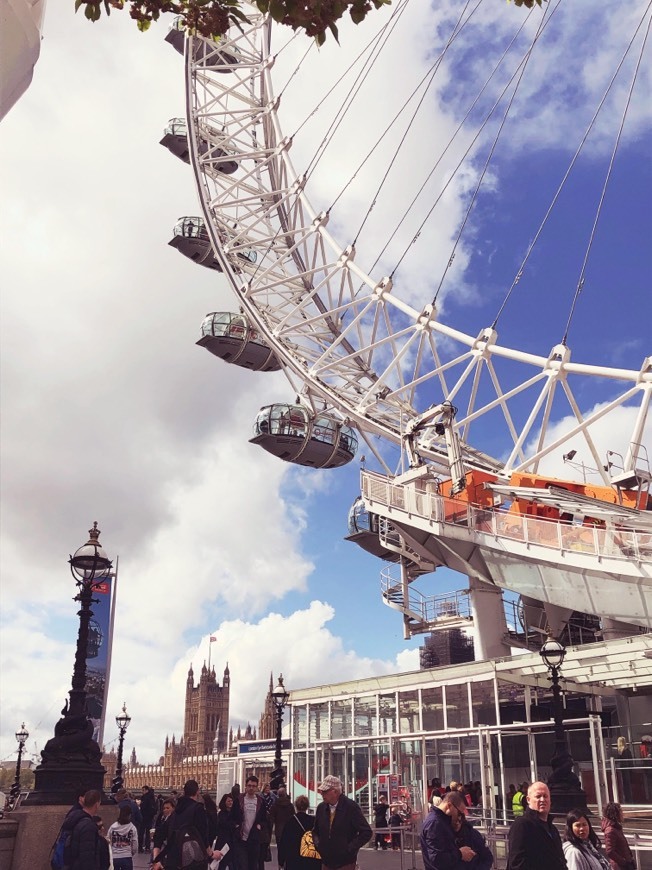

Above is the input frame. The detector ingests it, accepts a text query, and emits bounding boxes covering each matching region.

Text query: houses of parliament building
[102,662,278,792]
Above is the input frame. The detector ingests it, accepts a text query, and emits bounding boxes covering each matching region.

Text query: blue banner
[85,576,114,746]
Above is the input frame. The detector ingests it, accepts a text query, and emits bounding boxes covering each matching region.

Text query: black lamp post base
[24,711,106,806]
[548,749,588,816]
[24,763,107,806]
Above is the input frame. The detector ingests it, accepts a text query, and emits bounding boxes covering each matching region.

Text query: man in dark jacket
[67,789,103,870]
[269,786,295,848]
[114,788,143,833]
[140,785,158,852]
[312,775,372,870]
[421,791,476,870]
[507,782,567,870]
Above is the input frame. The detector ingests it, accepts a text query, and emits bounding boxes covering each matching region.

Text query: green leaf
[269,0,286,22]
[84,3,101,21]
[137,17,152,31]
[74,0,84,11]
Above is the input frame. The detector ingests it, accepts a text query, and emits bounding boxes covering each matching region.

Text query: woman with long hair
[562,809,610,870]
[601,803,636,870]
[216,792,239,869]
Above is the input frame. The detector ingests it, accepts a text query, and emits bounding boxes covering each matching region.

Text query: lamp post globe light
[9,723,29,807]
[112,702,131,794]
[270,674,290,791]
[539,635,588,814]
[26,523,112,805]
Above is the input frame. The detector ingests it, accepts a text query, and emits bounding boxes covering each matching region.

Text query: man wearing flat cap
[313,775,372,870]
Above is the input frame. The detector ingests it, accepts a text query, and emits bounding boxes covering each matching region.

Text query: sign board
[217,758,238,797]
[85,575,115,746]
[237,739,291,756]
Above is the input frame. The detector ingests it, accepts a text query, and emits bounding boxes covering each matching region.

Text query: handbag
[294,814,321,860]
[299,830,321,860]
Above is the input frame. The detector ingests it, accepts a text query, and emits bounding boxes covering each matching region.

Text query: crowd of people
[52,775,638,870]
[421,779,635,870]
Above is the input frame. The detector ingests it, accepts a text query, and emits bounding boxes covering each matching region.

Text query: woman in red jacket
[600,803,635,870]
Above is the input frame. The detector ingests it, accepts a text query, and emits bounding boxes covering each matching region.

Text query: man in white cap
[313,775,372,870]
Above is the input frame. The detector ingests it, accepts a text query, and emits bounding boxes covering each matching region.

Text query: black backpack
[161,804,208,870]
[174,822,208,869]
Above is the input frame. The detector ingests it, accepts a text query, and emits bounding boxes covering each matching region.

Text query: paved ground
[132,843,426,870]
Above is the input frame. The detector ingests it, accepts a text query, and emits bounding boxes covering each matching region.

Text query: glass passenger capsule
[251,404,358,469]
[168,217,222,272]
[197,312,280,372]
[159,118,238,174]
[165,17,241,70]
[345,496,402,561]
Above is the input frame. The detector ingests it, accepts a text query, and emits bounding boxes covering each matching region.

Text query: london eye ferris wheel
[162,1,652,643]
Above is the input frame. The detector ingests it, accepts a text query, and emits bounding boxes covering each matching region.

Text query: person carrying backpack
[153,779,221,870]
[51,793,86,870]
[65,790,103,870]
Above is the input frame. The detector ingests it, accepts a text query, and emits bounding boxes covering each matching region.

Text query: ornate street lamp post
[540,636,588,814]
[27,523,112,805]
[270,675,290,791]
[112,703,131,793]
[9,723,29,807]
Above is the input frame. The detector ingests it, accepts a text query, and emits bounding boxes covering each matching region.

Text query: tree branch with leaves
[75,0,392,45]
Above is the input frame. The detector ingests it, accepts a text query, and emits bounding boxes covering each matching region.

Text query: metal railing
[362,471,652,563]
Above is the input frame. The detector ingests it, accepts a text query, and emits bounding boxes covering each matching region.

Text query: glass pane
[425,738,444,794]
[291,750,308,797]
[331,698,352,740]
[398,690,420,734]
[471,680,497,726]
[421,686,444,732]
[379,693,396,735]
[445,683,470,729]
[353,744,371,816]
[438,736,462,789]
[293,704,307,749]
[309,702,329,742]
[354,695,377,737]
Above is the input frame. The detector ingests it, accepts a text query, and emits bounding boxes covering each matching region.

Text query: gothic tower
[183,662,230,755]
[258,672,276,740]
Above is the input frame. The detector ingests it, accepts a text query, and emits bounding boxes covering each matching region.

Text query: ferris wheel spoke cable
[350,0,479,246]
[562,6,652,346]
[298,0,413,180]
[273,36,315,101]
[328,0,484,220]
[491,0,652,332]
[431,0,558,306]
[365,7,534,289]
[241,0,412,299]
[389,0,561,286]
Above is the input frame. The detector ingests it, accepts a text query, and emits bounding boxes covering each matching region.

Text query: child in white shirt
[107,805,138,869]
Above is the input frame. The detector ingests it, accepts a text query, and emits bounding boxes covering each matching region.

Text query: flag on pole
[210,636,217,642]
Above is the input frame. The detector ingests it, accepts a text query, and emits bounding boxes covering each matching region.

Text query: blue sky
[0,0,650,768]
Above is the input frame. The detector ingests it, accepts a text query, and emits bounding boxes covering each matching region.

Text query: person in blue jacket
[450,794,494,869]
[421,791,476,869]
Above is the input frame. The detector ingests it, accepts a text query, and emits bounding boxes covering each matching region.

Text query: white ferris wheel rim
[183,7,651,482]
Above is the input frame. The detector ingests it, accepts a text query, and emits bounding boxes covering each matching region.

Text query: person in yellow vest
[512,783,527,818]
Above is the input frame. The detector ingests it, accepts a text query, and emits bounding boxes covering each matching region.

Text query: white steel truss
[184,9,650,480]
